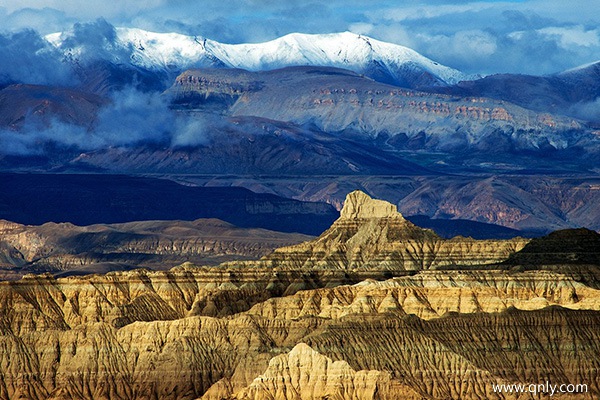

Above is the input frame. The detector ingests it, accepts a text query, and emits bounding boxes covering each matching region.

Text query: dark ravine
[0,173,338,236]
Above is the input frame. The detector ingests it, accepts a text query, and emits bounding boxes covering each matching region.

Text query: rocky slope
[1,191,599,399]
[0,218,312,279]
[396,175,600,232]
[63,116,430,176]
[168,67,591,166]
[0,84,106,129]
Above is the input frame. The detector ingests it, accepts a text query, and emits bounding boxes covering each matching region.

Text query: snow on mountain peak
[557,59,600,75]
[45,28,468,87]
[206,31,467,85]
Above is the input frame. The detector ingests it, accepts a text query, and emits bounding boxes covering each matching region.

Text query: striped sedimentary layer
[1,191,599,399]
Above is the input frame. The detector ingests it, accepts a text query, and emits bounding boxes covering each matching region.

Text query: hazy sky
[0,0,598,75]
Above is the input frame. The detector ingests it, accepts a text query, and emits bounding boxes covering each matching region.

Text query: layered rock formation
[260,191,528,270]
[1,267,599,399]
[0,218,312,279]
[0,191,599,399]
[169,67,583,140]
[226,343,422,400]
[245,270,600,321]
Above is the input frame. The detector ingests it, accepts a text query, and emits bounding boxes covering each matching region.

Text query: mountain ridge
[46,28,469,89]
[167,66,592,172]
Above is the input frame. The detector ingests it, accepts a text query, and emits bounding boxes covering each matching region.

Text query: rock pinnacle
[339,190,404,220]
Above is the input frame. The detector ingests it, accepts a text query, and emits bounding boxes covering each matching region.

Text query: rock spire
[339,190,404,220]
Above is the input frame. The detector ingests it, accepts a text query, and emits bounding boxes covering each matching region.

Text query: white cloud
[413,29,498,71]
[366,2,505,22]
[538,26,600,48]
[348,22,373,35]
[454,30,498,56]
[0,0,165,18]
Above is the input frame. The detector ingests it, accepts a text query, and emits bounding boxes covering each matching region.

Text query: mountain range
[43,26,600,124]
[169,67,590,164]
[433,61,600,123]
[1,26,600,237]
[46,29,470,90]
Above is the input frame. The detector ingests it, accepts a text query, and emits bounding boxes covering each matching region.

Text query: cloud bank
[0,29,74,85]
[0,87,210,155]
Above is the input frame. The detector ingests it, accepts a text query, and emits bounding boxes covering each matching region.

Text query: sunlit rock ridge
[258,190,528,270]
[340,190,400,219]
[1,191,600,399]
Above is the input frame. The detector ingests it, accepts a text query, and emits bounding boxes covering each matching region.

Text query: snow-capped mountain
[45,28,469,88]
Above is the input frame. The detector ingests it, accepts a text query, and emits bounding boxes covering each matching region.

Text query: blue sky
[0,0,598,75]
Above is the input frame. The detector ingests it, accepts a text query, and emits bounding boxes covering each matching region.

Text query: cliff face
[245,270,598,321]
[260,191,528,270]
[170,67,583,142]
[1,191,599,400]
